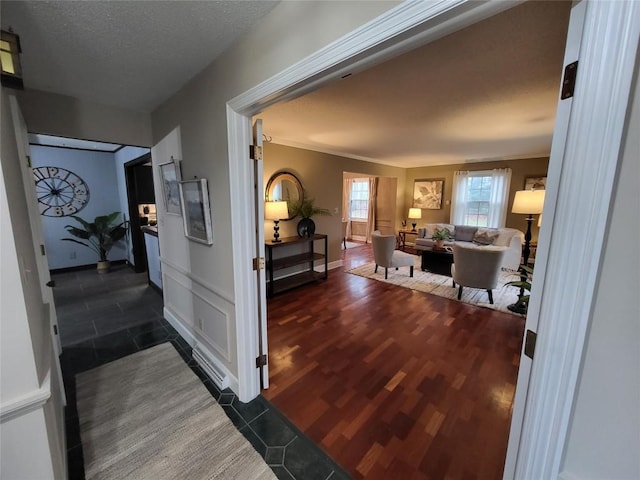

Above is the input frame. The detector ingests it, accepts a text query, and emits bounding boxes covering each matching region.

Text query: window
[450,169,511,228]
[349,179,369,220]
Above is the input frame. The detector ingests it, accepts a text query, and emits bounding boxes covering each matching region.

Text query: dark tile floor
[54,265,349,480]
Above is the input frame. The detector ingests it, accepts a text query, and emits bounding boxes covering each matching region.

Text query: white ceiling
[2,1,571,168]
[260,1,572,168]
[0,0,278,113]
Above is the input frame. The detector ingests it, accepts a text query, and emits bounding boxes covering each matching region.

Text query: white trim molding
[513,1,640,478]
[0,371,51,423]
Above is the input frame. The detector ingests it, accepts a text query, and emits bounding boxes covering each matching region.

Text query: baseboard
[50,259,129,275]
[314,259,343,272]
[163,306,239,394]
[163,307,196,347]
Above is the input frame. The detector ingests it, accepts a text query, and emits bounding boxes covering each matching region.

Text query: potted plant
[506,265,534,314]
[432,229,450,250]
[290,197,330,237]
[62,212,128,274]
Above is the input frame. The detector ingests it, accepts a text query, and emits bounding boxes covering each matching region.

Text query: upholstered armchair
[451,243,506,304]
[371,231,414,279]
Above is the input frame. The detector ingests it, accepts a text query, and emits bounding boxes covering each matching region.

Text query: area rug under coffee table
[347,259,522,315]
[76,343,276,480]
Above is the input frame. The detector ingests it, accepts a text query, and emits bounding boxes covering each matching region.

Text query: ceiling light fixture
[1,29,24,89]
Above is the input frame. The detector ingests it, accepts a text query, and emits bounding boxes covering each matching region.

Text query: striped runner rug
[76,343,276,480]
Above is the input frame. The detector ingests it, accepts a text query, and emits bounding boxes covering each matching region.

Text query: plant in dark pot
[290,197,330,237]
[62,212,128,274]
[505,264,534,315]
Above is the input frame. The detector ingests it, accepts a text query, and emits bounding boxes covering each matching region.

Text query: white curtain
[365,177,377,243]
[488,168,511,228]
[342,178,352,240]
[450,170,469,225]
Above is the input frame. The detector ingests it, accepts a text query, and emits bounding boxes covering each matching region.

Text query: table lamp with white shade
[408,208,422,232]
[265,201,288,243]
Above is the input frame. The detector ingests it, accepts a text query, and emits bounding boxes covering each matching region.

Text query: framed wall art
[179,178,213,245]
[413,178,444,209]
[159,158,182,215]
[524,176,547,190]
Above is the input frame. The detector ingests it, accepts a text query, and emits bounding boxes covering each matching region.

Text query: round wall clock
[32,166,90,217]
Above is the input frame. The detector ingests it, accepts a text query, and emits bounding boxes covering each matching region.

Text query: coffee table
[421,247,454,277]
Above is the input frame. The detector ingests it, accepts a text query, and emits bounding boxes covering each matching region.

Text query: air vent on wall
[193,344,229,390]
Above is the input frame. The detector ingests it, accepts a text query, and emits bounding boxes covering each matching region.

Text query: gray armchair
[451,243,506,304]
[371,231,414,279]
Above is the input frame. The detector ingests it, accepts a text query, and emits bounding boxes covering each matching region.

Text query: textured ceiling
[1,0,278,112]
[260,1,572,168]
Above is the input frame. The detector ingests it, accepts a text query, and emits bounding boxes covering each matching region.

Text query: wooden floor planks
[264,244,525,479]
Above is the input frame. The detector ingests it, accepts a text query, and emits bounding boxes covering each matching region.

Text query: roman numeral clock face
[33,166,90,217]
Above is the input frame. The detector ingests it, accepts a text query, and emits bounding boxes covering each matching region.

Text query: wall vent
[193,344,229,390]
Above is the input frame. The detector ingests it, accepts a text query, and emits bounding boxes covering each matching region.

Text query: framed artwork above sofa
[413,178,444,209]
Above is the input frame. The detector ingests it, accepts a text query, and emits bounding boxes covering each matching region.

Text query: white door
[252,119,269,388]
[8,95,64,358]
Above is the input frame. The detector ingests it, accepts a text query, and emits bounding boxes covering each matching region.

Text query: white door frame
[226,1,640,478]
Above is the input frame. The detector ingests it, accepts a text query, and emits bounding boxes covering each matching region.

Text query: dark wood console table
[265,234,328,297]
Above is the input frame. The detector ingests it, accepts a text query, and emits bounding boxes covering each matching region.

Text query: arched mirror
[265,171,303,221]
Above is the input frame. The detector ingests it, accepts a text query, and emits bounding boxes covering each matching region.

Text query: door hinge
[561,61,578,100]
[249,145,263,161]
[252,257,265,270]
[53,325,58,335]
[524,329,537,359]
[46,280,55,288]
[40,244,46,256]
[26,155,31,168]
[256,354,268,368]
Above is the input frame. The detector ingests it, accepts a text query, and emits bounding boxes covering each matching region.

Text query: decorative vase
[435,239,445,250]
[297,217,316,237]
[97,260,111,274]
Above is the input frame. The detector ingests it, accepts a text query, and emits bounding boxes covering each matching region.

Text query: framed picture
[413,178,444,209]
[179,178,213,245]
[524,176,547,190]
[159,159,182,215]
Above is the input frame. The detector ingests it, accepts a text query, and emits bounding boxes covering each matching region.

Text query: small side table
[398,229,419,252]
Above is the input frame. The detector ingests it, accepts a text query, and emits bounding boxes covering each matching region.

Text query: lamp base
[411,222,417,232]
[507,300,528,315]
[272,220,281,243]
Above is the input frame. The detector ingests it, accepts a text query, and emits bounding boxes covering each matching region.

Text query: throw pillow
[436,223,455,238]
[454,225,478,242]
[472,228,499,245]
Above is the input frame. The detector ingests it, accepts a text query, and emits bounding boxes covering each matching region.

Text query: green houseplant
[432,228,451,250]
[506,264,534,314]
[290,197,330,237]
[62,212,128,274]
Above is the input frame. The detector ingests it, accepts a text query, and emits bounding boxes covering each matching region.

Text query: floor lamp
[508,189,545,314]
[265,201,288,243]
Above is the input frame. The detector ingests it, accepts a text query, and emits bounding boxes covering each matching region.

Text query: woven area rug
[76,343,276,480]
[347,258,522,315]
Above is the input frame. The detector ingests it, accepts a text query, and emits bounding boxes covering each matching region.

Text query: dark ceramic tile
[222,405,248,429]
[327,469,352,480]
[240,425,268,458]
[265,446,286,465]
[93,316,134,336]
[133,326,170,349]
[232,395,269,423]
[60,322,97,347]
[127,319,165,335]
[270,466,296,480]
[170,334,191,354]
[60,341,98,374]
[202,379,221,400]
[218,392,235,406]
[67,444,85,480]
[93,330,138,362]
[283,436,335,480]
[65,416,82,449]
[249,410,297,447]
[189,364,209,382]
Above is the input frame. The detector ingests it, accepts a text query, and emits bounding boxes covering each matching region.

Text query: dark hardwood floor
[264,243,525,479]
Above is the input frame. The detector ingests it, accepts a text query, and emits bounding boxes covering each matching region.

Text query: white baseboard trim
[315,259,343,272]
[164,306,239,395]
[163,307,196,347]
[0,371,51,423]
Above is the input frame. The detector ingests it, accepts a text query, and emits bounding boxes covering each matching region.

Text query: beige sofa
[415,223,524,271]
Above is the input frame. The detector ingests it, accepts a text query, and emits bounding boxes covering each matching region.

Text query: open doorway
[237,1,574,478]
